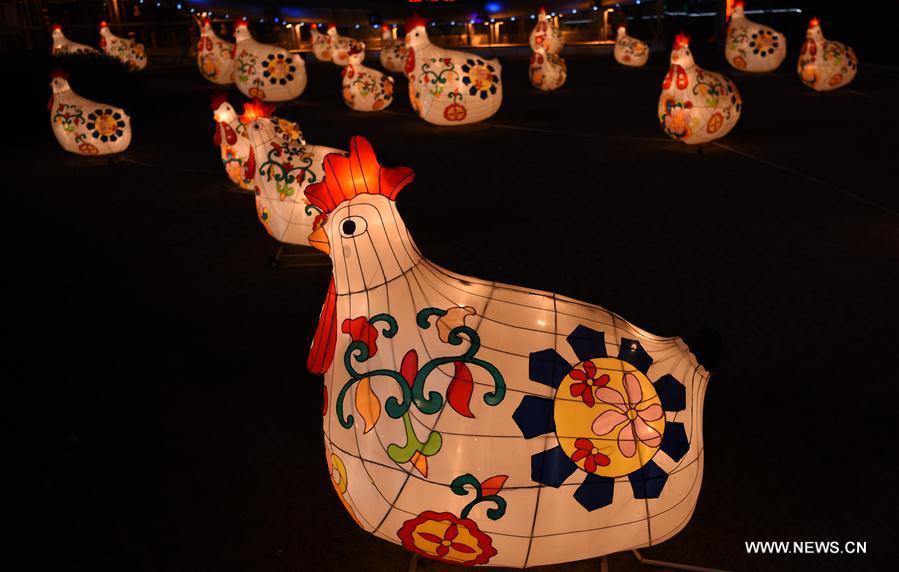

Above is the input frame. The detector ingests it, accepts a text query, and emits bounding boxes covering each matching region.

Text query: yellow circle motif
[330,453,348,493]
[554,357,665,478]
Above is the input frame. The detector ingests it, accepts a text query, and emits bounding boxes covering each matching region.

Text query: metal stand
[630,549,727,572]
[76,153,120,175]
[223,183,254,195]
[269,244,330,269]
[408,553,418,572]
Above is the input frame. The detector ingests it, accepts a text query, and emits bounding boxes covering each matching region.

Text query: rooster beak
[308,217,330,254]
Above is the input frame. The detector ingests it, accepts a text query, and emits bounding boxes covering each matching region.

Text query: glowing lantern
[305,136,710,567]
[244,108,344,246]
[725,1,786,72]
[614,25,649,67]
[529,46,567,91]
[99,21,147,71]
[379,27,407,73]
[797,18,857,91]
[49,72,131,156]
[328,25,365,67]
[197,18,235,84]
[310,26,333,62]
[234,19,307,102]
[51,25,99,56]
[529,7,563,55]
[343,46,395,111]
[404,16,502,126]
[658,34,742,145]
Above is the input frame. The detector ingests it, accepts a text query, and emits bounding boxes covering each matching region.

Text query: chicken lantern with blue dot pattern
[50,72,131,156]
[725,1,786,73]
[343,46,395,112]
[306,136,710,567]
[379,27,407,74]
[234,19,307,102]
[797,18,857,92]
[99,21,146,71]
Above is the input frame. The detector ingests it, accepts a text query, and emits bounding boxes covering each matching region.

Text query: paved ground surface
[11,44,897,572]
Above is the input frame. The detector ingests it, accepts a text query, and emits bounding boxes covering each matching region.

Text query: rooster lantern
[50,72,131,156]
[379,27,408,74]
[305,136,710,567]
[613,25,649,67]
[658,34,742,145]
[328,25,365,67]
[404,16,502,126]
[529,46,567,91]
[51,25,99,56]
[529,7,563,55]
[343,46,395,112]
[99,21,147,71]
[797,18,857,92]
[234,19,307,102]
[310,26,333,62]
[197,18,235,85]
[725,1,786,72]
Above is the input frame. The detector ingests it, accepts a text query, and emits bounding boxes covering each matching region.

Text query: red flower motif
[341,316,378,358]
[568,361,610,408]
[570,438,611,474]
[282,162,293,171]
[397,510,496,566]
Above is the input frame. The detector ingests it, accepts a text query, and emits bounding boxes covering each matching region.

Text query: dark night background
[4,1,897,570]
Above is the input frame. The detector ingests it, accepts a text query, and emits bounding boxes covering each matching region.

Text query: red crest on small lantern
[405,14,428,34]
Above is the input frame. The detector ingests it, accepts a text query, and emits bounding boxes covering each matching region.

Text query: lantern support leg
[408,553,418,572]
[600,555,609,572]
[631,549,727,572]
[223,184,254,195]
[269,244,330,269]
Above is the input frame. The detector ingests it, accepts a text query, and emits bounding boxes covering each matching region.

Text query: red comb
[49,69,69,79]
[539,7,547,15]
[809,17,820,28]
[99,21,108,28]
[674,33,690,49]
[210,92,229,111]
[202,17,211,27]
[405,14,428,33]
[349,43,363,55]
[327,23,336,30]
[52,24,62,31]
[240,98,276,123]
[236,18,248,28]
[734,0,745,8]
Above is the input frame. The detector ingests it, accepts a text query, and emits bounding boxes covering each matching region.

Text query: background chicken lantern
[379,27,407,73]
[328,25,365,67]
[529,7,563,55]
[310,26,333,62]
[234,19,307,102]
[725,1,786,72]
[99,21,147,71]
[613,25,649,67]
[50,72,131,156]
[529,46,567,91]
[659,34,742,145]
[343,46,395,111]
[306,136,710,567]
[197,18,235,85]
[797,18,857,91]
[51,25,99,56]
[404,16,502,126]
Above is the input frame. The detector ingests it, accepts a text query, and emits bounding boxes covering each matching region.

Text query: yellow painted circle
[554,357,665,478]
[330,453,348,494]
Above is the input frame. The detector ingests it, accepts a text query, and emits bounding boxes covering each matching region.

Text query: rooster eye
[339,216,367,238]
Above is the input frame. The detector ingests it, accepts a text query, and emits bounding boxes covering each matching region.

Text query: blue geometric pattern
[653,374,686,412]
[628,460,668,499]
[617,338,653,374]
[531,446,578,488]
[573,474,615,511]
[660,422,690,462]
[512,396,556,439]
[566,325,607,362]
[528,348,570,389]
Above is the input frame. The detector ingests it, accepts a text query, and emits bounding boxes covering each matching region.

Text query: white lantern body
[379,29,408,73]
[725,5,786,72]
[99,23,147,71]
[329,27,365,67]
[310,28,333,62]
[49,77,131,156]
[197,20,235,84]
[529,9,563,55]
[234,22,307,102]
[405,23,503,126]
[529,47,567,91]
[658,37,742,145]
[51,26,99,56]
[343,50,396,111]
[246,117,344,246]
[614,27,649,67]
[306,136,710,568]
[797,22,857,92]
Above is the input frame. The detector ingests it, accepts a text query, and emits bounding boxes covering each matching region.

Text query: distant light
[286,23,292,28]
[593,5,598,10]
[189,8,194,14]
[355,24,360,29]
[155,2,160,7]
[450,21,455,25]
[176,3,182,9]
[490,18,495,23]
[486,2,501,13]
[274,17,280,23]
[530,14,535,20]
[373,24,379,28]
[259,18,264,23]
[469,19,475,24]
[510,16,516,21]
[225,14,230,19]
[571,9,577,14]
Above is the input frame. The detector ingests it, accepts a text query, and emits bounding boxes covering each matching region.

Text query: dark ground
[8,43,898,572]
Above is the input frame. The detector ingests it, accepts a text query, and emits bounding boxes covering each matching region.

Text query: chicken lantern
[342,46,395,112]
[50,72,131,156]
[51,25,99,56]
[797,18,857,92]
[529,7,563,55]
[529,46,567,91]
[328,25,365,67]
[379,27,407,73]
[725,1,786,72]
[197,18,235,84]
[659,34,742,145]
[305,136,711,567]
[99,21,147,71]
[310,27,333,62]
[234,19,307,101]
[613,25,649,67]
[404,16,502,126]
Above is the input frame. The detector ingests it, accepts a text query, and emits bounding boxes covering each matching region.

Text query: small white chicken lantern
[529,46,567,91]
[725,1,786,72]
[50,71,131,156]
[404,16,503,126]
[379,27,407,73]
[244,107,344,246]
[234,19,307,102]
[305,136,710,567]
[529,7,563,55]
[343,46,395,111]
[613,25,649,67]
[197,18,235,84]
[658,34,742,145]
[310,26,333,62]
[328,25,365,67]
[797,18,857,92]
[99,21,147,71]
[51,25,99,56]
